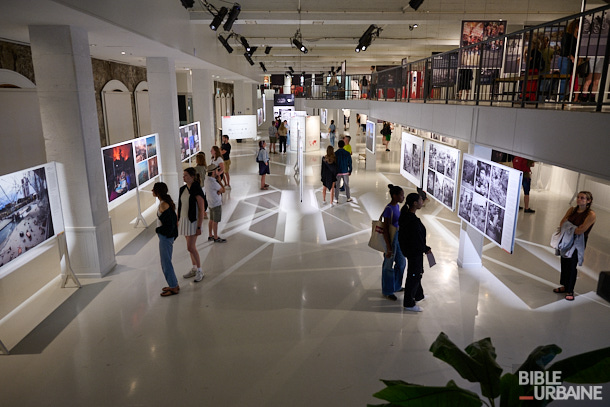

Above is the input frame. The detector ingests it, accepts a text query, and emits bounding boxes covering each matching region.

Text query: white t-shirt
[204,176,223,208]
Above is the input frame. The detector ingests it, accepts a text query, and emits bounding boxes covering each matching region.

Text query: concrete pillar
[29,25,115,277]
[456,145,491,268]
[146,57,181,199]
[191,69,215,155]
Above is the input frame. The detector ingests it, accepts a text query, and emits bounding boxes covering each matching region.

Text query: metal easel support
[57,231,81,289]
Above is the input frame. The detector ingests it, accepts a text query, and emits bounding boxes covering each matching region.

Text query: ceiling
[0,0,606,81]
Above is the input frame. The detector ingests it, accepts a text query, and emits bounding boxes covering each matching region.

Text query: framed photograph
[457,154,522,253]
[134,138,147,163]
[178,121,201,162]
[460,20,506,68]
[399,131,424,188]
[366,120,376,154]
[101,141,137,205]
[424,140,460,211]
[0,163,64,277]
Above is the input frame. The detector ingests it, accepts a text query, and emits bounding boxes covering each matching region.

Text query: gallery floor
[1,132,609,406]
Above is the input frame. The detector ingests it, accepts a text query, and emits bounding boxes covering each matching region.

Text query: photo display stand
[458,153,522,253]
[399,131,425,188]
[423,140,461,211]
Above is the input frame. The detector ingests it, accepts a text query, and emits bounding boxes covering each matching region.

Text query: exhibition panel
[424,141,460,212]
[134,134,160,188]
[178,121,201,162]
[458,154,522,253]
[221,115,257,139]
[399,131,425,188]
[365,120,376,154]
[0,162,64,278]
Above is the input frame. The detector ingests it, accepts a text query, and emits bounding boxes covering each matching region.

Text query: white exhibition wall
[221,115,257,139]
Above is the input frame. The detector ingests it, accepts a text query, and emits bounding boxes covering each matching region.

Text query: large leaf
[429,332,481,383]
[516,345,562,372]
[370,379,483,407]
[547,346,610,384]
[465,337,503,398]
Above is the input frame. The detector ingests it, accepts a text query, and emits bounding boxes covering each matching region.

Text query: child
[204,164,226,243]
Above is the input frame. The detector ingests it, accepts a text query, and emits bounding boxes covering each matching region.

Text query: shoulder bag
[368,207,397,252]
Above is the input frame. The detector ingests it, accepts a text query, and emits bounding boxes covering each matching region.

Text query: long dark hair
[184,167,201,186]
[574,190,594,215]
[404,192,421,210]
[258,140,266,149]
[152,182,176,212]
[325,146,336,164]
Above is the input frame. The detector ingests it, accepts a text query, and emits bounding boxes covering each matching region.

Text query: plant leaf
[548,346,610,384]
[429,332,482,382]
[465,337,503,398]
[372,379,483,407]
[516,344,562,372]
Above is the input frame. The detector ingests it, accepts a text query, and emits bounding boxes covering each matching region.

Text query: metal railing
[305,5,610,112]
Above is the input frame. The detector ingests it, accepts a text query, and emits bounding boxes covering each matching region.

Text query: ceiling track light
[259,62,267,72]
[409,24,419,31]
[244,52,254,66]
[264,46,272,54]
[355,24,381,53]
[409,0,425,11]
[223,3,241,31]
[291,28,308,54]
[240,36,251,52]
[246,46,258,57]
[181,0,195,9]
[209,6,228,31]
[218,34,233,53]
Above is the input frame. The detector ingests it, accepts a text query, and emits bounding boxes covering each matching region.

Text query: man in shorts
[204,164,227,242]
[513,156,535,213]
[220,134,232,189]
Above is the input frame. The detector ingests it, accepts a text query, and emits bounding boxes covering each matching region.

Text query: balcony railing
[305,5,610,112]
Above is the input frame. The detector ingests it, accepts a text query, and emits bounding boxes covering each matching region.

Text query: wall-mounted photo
[102,142,136,203]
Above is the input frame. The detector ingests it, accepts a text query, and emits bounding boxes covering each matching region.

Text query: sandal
[553,286,566,293]
[260,187,269,190]
[565,293,575,301]
[160,287,179,296]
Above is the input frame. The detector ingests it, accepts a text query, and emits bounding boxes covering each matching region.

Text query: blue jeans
[382,232,406,295]
[330,132,336,147]
[158,234,178,288]
[558,56,573,99]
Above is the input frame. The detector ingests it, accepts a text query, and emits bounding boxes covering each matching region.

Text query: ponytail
[152,182,176,212]
[388,184,403,199]
[404,192,421,210]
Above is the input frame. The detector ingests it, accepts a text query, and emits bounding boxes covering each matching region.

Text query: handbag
[368,208,397,252]
[576,58,590,77]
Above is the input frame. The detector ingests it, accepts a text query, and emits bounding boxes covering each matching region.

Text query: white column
[191,69,215,155]
[283,75,291,94]
[29,25,115,277]
[233,80,255,116]
[147,57,182,199]
[456,145,491,268]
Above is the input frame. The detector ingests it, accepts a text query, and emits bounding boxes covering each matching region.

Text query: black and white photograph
[442,178,455,208]
[458,187,473,222]
[485,202,505,244]
[436,151,446,175]
[470,192,488,232]
[399,131,424,188]
[428,143,437,170]
[458,153,523,253]
[427,171,435,196]
[474,161,491,198]
[446,154,457,179]
[433,172,442,198]
[0,167,55,270]
[462,156,477,189]
[489,165,509,208]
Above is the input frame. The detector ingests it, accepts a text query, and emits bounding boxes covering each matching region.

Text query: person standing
[321,146,338,205]
[554,191,596,301]
[193,152,208,219]
[334,140,352,203]
[257,140,270,190]
[268,121,278,154]
[178,167,206,283]
[278,120,288,154]
[399,193,432,312]
[369,66,377,100]
[558,20,579,100]
[342,135,352,155]
[220,135,232,188]
[210,146,226,187]
[152,182,180,297]
[512,156,536,213]
[381,184,406,301]
[381,122,392,151]
[328,120,337,147]
[204,164,227,243]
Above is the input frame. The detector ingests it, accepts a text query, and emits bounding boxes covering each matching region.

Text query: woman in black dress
[398,192,433,312]
[321,146,338,205]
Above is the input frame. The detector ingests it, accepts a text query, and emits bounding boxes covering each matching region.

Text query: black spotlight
[292,38,308,54]
[180,0,195,9]
[240,36,251,52]
[265,46,272,54]
[288,66,295,73]
[218,35,233,53]
[246,46,258,57]
[223,3,241,31]
[356,24,378,52]
[409,0,425,11]
[209,7,228,31]
[244,52,254,66]
[260,62,267,72]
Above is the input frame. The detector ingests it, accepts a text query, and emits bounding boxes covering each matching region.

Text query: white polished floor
[2,133,609,406]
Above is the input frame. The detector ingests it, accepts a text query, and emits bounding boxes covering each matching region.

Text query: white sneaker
[346,198,353,202]
[404,305,423,312]
[333,199,338,204]
[183,269,197,279]
[194,270,204,282]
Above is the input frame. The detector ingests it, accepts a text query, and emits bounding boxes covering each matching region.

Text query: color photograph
[134,138,147,163]
[148,156,159,179]
[136,160,149,186]
[0,167,55,269]
[146,135,157,158]
[102,142,136,203]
